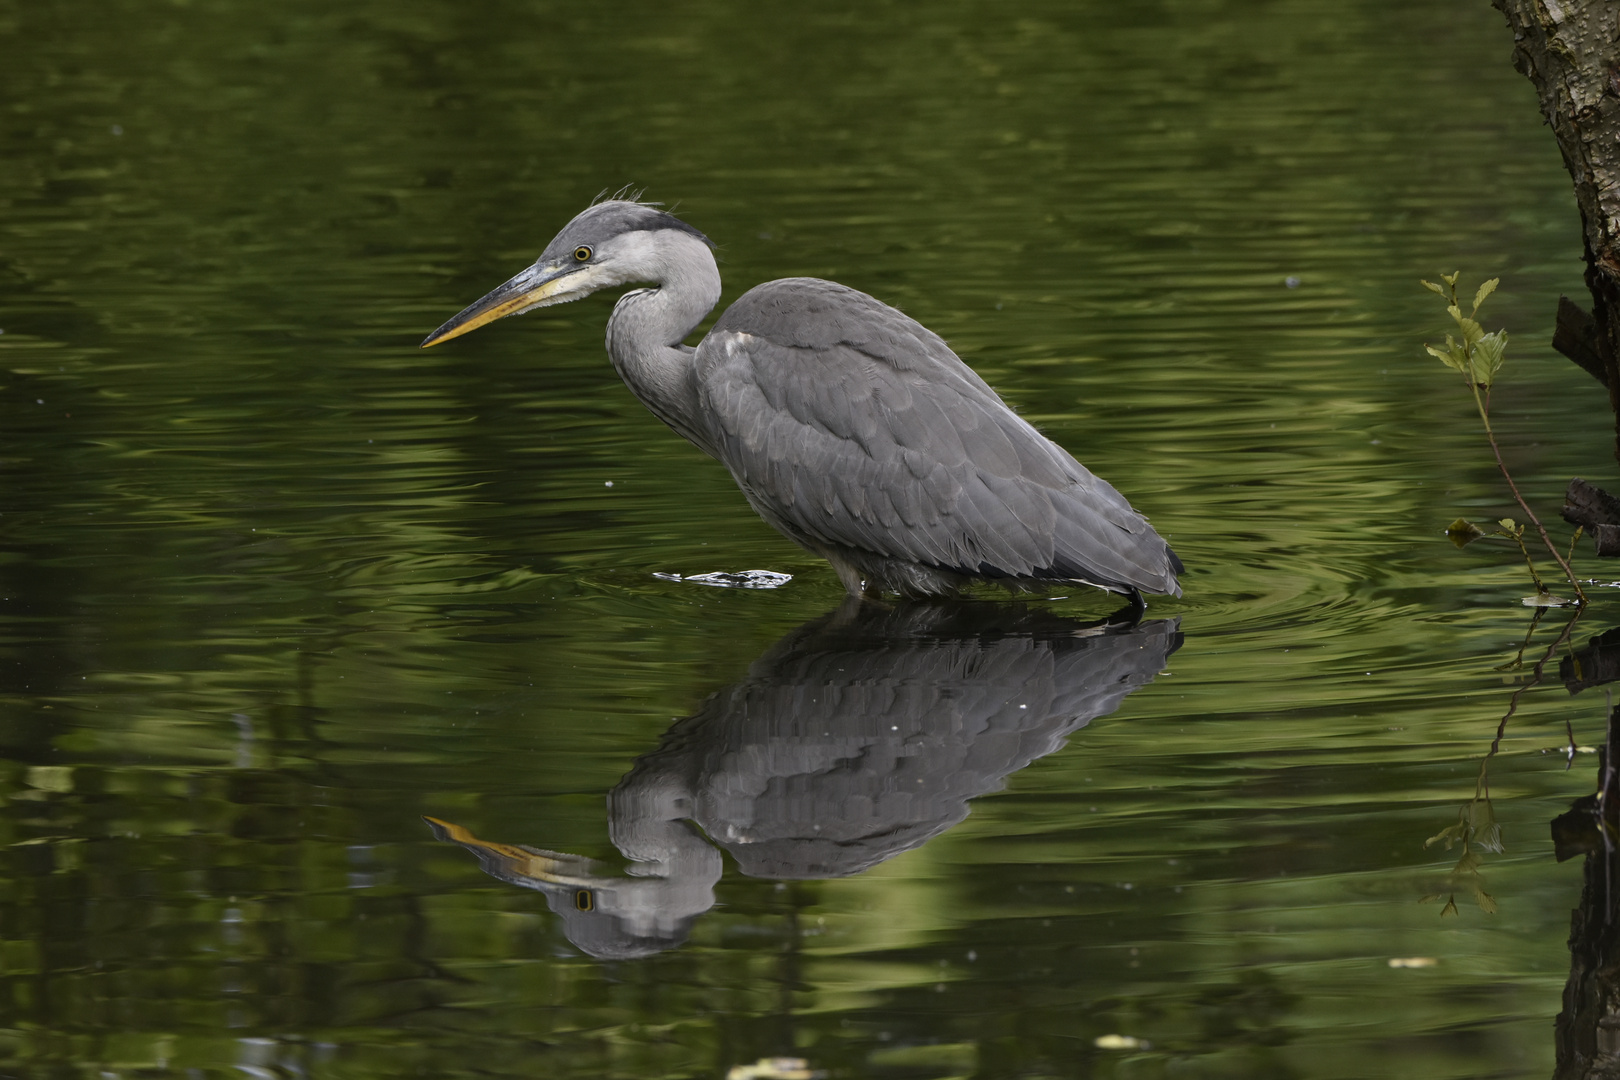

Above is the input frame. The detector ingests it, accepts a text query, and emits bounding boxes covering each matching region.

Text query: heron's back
[694,278,1181,597]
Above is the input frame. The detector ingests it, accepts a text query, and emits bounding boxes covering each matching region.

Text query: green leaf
[1469,330,1506,388]
[1438,334,1468,372]
[1471,277,1499,314]
[1446,518,1485,547]
[1422,279,1445,295]
[1426,821,1464,849]
[1443,271,1459,286]
[1425,343,1466,373]
[1450,312,1484,346]
[1498,518,1517,532]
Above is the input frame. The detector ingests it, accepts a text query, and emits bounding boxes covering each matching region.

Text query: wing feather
[695,278,1180,594]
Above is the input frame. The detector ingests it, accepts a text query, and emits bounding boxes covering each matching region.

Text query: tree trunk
[1492,0,1620,463]
[1553,699,1620,1079]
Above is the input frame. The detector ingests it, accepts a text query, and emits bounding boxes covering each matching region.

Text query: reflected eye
[574,889,594,912]
[573,246,592,262]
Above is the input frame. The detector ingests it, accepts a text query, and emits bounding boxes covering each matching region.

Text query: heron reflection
[427,601,1181,959]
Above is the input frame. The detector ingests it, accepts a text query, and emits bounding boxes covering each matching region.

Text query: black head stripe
[623,208,714,249]
[579,200,715,250]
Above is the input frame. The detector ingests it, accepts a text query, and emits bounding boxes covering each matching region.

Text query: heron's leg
[1122,589,1147,621]
[822,551,869,597]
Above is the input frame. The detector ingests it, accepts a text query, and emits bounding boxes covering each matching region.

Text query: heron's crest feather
[553,198,715,254]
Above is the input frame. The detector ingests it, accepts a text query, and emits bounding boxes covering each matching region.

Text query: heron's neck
[604,239,721,447]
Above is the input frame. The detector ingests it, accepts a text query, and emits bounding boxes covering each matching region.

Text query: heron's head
[420,200,715,348]
[423,814,710,960]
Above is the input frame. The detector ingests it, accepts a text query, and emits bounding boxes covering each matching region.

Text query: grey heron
[422,199,1183,602]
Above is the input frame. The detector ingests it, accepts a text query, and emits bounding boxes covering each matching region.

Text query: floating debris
[1094,1034,1150,1050]
[726,1058,819,1080]
[1445,518,1485,547]
[654,570,792,589]
[1388,957,1438,968]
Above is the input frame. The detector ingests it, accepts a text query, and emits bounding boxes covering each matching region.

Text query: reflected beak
[420,261,587,348]
[423,815,600,887]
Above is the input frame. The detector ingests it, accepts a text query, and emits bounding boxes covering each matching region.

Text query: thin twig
[1478,606,1586,799]
[1502,523,1550,594]
[1495,605,1546,672]
[1474,386,1586,604]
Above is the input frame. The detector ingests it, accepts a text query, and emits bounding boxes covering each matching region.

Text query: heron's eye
[574,889,594,912]
[573,246,592,262]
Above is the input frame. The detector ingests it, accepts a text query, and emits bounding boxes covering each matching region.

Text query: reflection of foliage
[1423,798,1500,917]
[1493,604,1548,673]
[1424,607,1584,916]
[1422,273,1585,605]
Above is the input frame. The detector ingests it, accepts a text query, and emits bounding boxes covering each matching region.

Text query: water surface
[0,1,1608,1077]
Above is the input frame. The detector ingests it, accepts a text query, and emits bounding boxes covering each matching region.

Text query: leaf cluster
[1422,798,1500,916]
[1422,272,1507,389]
[1425,798,1501,855]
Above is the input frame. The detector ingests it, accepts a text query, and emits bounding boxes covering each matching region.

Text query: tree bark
[1564,477,1620,553]
[1553,699,1620,1079]
[1493,0,1620,463]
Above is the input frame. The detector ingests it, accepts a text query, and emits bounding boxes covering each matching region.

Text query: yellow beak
[420,262,581,348]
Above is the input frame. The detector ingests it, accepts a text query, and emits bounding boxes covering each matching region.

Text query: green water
[0,0,1610,1076]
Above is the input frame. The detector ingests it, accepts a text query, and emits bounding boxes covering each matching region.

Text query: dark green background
[0,0,1605,1076]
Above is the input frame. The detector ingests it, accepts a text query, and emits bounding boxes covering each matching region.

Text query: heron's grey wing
[695,278,1179,593]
